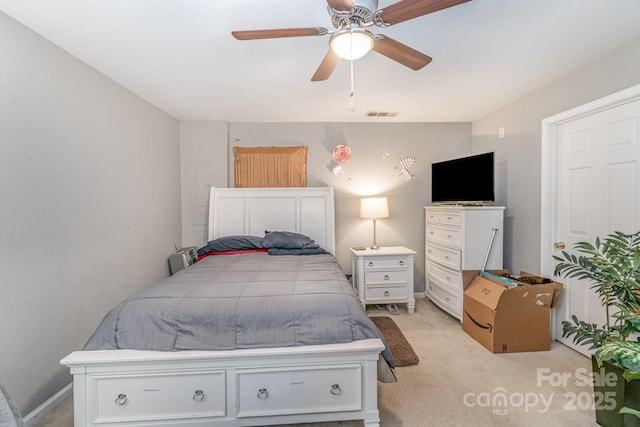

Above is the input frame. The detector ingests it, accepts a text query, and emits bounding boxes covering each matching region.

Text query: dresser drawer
[427,276,461,316]
[91,370,226,423]
[426,244,461,270]
[438,210,463,226]
[365,285,407,301]
[427,260,462,294]
[365,270,408,285]
[426,225,462,248]
[426,209,463,226]
[236,364,361,417]
[364,257,408,270]
[425,210,440,224]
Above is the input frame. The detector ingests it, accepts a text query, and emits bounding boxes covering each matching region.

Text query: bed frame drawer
[91,370,226,423]
[236,364,362,417]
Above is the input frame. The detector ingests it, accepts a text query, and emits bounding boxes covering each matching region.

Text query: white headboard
[207,187,336,254]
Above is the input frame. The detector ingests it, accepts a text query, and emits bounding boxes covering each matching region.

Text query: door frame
[540,83,640,340]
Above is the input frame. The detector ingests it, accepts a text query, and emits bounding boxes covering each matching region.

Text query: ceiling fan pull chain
[349,38,356,112]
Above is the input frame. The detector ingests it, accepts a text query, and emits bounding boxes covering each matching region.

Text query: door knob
[554,242,566,249]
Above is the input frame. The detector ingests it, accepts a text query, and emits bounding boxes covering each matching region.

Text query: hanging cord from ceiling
[349,57,356,112]
[349,28,356,112]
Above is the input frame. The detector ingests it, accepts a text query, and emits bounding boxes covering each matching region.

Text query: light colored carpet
[34,298,597,427]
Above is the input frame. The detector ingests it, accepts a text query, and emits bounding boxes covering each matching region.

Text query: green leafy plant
[554,231,640,418]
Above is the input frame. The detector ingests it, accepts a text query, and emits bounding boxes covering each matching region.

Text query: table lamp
[360,196,389,250]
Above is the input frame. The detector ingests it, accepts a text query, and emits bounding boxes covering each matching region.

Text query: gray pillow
[197,235,264,256]
[262,231,319,249]
[268,247,328,255]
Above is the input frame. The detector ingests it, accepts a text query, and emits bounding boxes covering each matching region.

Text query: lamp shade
[360,196,389,219]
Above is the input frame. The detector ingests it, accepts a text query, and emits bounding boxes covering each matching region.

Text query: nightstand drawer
[426,225,462,248]
[365,270,408,285]
[364,257,408,270]
[365,285,407,301]
[426,244,461,270]
[427,260,462,291]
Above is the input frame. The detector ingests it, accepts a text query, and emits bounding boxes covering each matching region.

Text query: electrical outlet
[498,127,505,139]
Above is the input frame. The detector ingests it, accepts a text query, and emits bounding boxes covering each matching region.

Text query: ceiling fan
[231,0,471,81]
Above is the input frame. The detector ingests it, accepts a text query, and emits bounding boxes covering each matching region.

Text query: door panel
[554,99,640,355]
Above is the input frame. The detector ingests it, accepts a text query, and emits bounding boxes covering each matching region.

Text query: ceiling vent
[366,111,398,117]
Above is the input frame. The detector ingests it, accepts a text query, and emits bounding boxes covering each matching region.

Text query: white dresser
[424,206,504,321]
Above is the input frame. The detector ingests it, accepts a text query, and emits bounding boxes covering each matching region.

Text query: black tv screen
[431,152,495,204]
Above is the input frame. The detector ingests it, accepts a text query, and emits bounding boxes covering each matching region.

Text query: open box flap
[463,275,507,310]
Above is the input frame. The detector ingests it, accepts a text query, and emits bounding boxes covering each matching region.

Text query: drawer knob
[114,393,128,406]
[399,260,405,266]
[384,275,390,281]
[257,388,269,400]
[193,390,205,402]
[330,384,342,395]
[384,291,390,296]
[368,261,374,267]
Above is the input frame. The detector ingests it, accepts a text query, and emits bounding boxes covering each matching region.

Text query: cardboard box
[462,271,563,353]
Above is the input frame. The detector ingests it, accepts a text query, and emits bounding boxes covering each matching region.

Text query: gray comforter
[84,253,394,373]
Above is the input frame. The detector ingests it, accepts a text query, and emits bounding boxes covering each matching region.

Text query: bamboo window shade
[233,146,308,188]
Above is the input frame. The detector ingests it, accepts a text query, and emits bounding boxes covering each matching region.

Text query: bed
[61,187,392,427]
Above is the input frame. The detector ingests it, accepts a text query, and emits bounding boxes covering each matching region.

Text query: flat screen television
[431,152,495,204]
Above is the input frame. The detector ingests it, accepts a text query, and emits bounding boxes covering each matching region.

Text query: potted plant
[553,231,640,426]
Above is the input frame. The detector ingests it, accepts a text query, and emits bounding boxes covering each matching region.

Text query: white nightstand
[350,246,416,314]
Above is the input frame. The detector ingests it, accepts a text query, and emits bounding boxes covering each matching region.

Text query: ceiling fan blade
[326,0,354,12]
[379,0,471,26]
[311,50,341,81]
[373,35,432,70]
[232,27,328,40]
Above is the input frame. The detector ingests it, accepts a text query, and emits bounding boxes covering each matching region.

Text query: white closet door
[554,99,640,355]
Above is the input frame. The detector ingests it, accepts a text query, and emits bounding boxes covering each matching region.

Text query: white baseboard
[23,383,72,427]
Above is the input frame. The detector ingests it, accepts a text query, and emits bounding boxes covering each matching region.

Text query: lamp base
[370,244,380,250]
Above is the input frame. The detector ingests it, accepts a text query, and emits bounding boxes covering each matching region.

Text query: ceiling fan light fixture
[330,28,375,60]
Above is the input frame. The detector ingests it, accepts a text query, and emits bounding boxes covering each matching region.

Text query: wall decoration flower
[333,145,352,164]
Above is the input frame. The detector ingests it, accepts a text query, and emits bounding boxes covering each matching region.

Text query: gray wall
[180,121,230,246]
[472,37,640,273]
[180,122,473,290]
[0,12,181,415]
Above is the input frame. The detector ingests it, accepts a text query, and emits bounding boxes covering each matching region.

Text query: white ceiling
[3,0,640,123]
